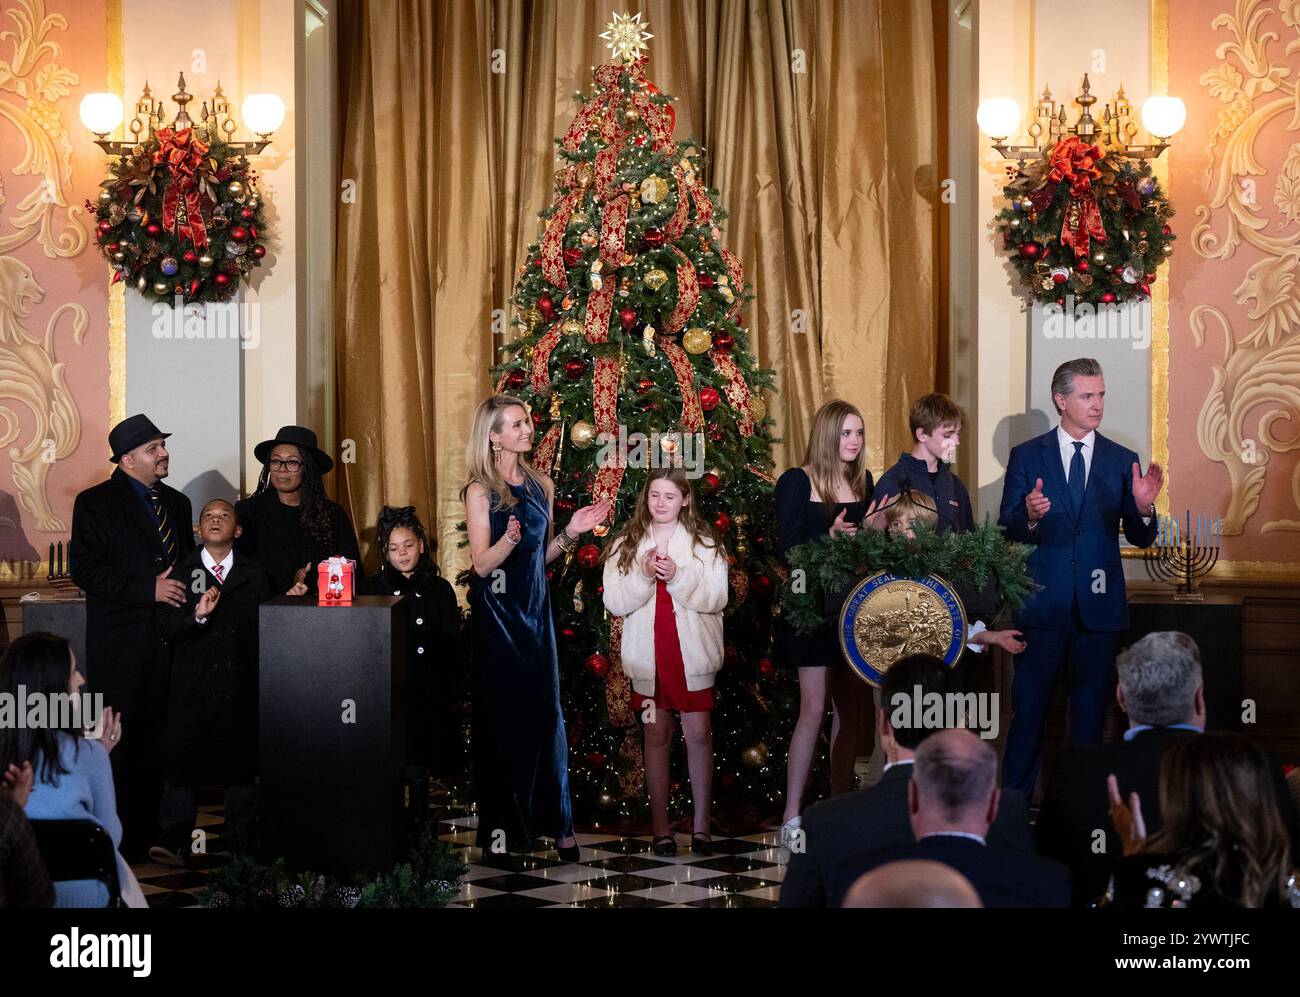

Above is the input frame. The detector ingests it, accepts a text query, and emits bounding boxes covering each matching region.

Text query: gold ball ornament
[1162,243,1175,256]
[198,254,214,269]
[682,327,713,354]
[1019,197,1033,211]
[644,269,669,291]
[570,420,597,449]
[562,319,584,337]
[153,281,170,294]
[98,190,112,203]
[749,395,767,421]
[624,105,640,123]
[247,197,259,210]
[227,180,246,203]
[639,175,669,205]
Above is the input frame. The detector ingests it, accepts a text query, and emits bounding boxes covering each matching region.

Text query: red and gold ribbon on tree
[1047,136,1107,260]
[663,170,692,241]
[719,248,745,324]
[539,165,582,289]
[605,616,636,726]
[152,127,211,249]
[660,339,703,431]
[664,247,700,333]
[591,353,626,525]
[530,322,563,391]
[711,348,755,436]
[531,424,563,475]
[561,59,674,156]
[598,193,630,266]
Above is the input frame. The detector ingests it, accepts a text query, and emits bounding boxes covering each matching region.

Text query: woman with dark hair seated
[235,426,361,596]
[1105,731,1299,908]
[0,633,146,907]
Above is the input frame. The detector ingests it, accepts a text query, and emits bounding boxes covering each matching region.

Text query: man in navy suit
[997,358,1164,797]
[829,730,1071,907]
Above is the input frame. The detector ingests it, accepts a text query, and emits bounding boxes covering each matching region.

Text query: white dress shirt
[920,830,987,845]
[1056,425,1095,486]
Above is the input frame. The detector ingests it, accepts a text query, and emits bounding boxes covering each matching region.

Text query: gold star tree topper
[600,11,653,63]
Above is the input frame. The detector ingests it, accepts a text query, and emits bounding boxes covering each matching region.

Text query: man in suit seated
[1035,631,1299,905]
[779,654,1033,908]
[842,860,982,908]
[829,729,1072,908]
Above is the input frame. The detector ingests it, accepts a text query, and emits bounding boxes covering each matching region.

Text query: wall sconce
[977,75,1185,160]
[79,73,283,157]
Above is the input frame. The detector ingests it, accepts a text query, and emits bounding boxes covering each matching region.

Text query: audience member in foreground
[0,633,147,907]
[1037,631,1299,904]
[1105,732,1300,909]
[779,654,1032,908]
[842,859,982,908]
[829,729,1071,908]
[0,761,53,907]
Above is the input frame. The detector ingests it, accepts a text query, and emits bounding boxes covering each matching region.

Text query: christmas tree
[492,14,794,827]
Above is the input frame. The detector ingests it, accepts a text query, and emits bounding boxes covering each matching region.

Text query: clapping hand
[829,508,858,538]
[195,585,220,621]
[566,498,613,537]
[1025,478,1051,522]
[641,549,658,579]
[94,707,123,754]
[1132,462,1164,510]
[293,562,312,586]
[654,554,677,583]
[1107,774,1148,856]
[2,761,35,808]
[285,581,308,596]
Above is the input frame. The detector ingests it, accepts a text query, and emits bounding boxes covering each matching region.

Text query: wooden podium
[259,595,410,877]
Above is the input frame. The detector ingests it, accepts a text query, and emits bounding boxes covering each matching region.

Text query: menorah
[1143,511,1221,601]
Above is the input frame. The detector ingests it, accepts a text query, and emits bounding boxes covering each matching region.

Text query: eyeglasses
[269,458,304,471]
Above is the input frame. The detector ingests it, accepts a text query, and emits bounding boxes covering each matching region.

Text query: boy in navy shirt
[875,393,974,534]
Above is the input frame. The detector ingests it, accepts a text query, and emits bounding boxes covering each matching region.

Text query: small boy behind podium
[150,500,304,866]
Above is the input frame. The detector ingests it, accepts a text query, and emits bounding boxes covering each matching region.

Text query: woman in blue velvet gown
[462,395,610,861]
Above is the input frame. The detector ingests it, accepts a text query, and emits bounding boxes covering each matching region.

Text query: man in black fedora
[69,414,195,859]
[235,425,359,597]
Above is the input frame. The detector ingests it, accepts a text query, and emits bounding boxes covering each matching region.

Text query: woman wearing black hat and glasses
[234,426,360,596]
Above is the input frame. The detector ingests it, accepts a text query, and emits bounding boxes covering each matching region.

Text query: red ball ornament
[713,333,735,352]
[699,387,721,411]
[619,307,637,330]
[1054,297,1064,306]
[144,222,163,238]
[758,657,775,677]
[252,244,266,259]
[563,357,587,381]
[1162,225,1172,236]
[563,247,583,267]
[576,543,601,569]
[698,275,716,288]
[214,272,232,288]
[505,368,527,390]
[706,422,724,442]
[538,293,557,320]
[637,378,655,393]
[97,219,113,235]
[701,472,720,493]
[1051,271,1069,284]
[240,208,255,221]
[1100,292,1117,303]
[714,511,732,533]
[182,249,198,264]
[750,573,773,598]
[1019,241,1044,260]
[229,225,250,243]
[584,655,610,679]
[641,227,665,248]
[106,242,120,253]
[1076,260,1090,272]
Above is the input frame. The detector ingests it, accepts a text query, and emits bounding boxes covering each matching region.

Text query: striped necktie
[212,562,225,584]
[148,487,176,559]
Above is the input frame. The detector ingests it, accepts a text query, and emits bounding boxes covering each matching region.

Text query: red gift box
[317,557,355,605]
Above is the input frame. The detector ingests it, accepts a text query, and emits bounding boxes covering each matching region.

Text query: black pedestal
[22,599,87,676]
[259,596,409,877]
[1124,594,1243,731]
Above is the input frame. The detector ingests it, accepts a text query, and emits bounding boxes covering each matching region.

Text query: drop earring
[491,441,502,453]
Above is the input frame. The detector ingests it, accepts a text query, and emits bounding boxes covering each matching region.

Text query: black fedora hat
[254,425,333,474]
[109,414,171,463]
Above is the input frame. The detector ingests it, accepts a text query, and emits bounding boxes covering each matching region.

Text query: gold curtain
[335,0,938,578]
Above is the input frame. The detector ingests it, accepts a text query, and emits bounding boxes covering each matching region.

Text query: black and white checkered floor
[130,793,787,908]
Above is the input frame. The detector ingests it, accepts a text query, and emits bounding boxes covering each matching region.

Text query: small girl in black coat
[361,506,462,776]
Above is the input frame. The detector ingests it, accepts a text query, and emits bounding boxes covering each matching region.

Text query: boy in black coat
[151,500,303,865]
[874,393,975,534]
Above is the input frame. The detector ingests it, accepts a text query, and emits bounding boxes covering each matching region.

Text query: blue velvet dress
[469,478,574,850]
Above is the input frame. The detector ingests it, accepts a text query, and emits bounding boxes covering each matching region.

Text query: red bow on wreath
[152,127,211,249]
[1047,136,1107,260]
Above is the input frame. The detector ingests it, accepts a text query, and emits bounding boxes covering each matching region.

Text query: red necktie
[212,563,225,584]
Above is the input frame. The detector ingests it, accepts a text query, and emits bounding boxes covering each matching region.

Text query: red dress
[648,579,714,713]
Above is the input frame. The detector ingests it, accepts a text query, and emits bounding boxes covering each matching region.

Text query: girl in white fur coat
[602,468,729,857]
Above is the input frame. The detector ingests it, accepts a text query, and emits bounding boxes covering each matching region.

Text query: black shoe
[652,835,677,857]
[691,833,712,856]
[556,840,581,862]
